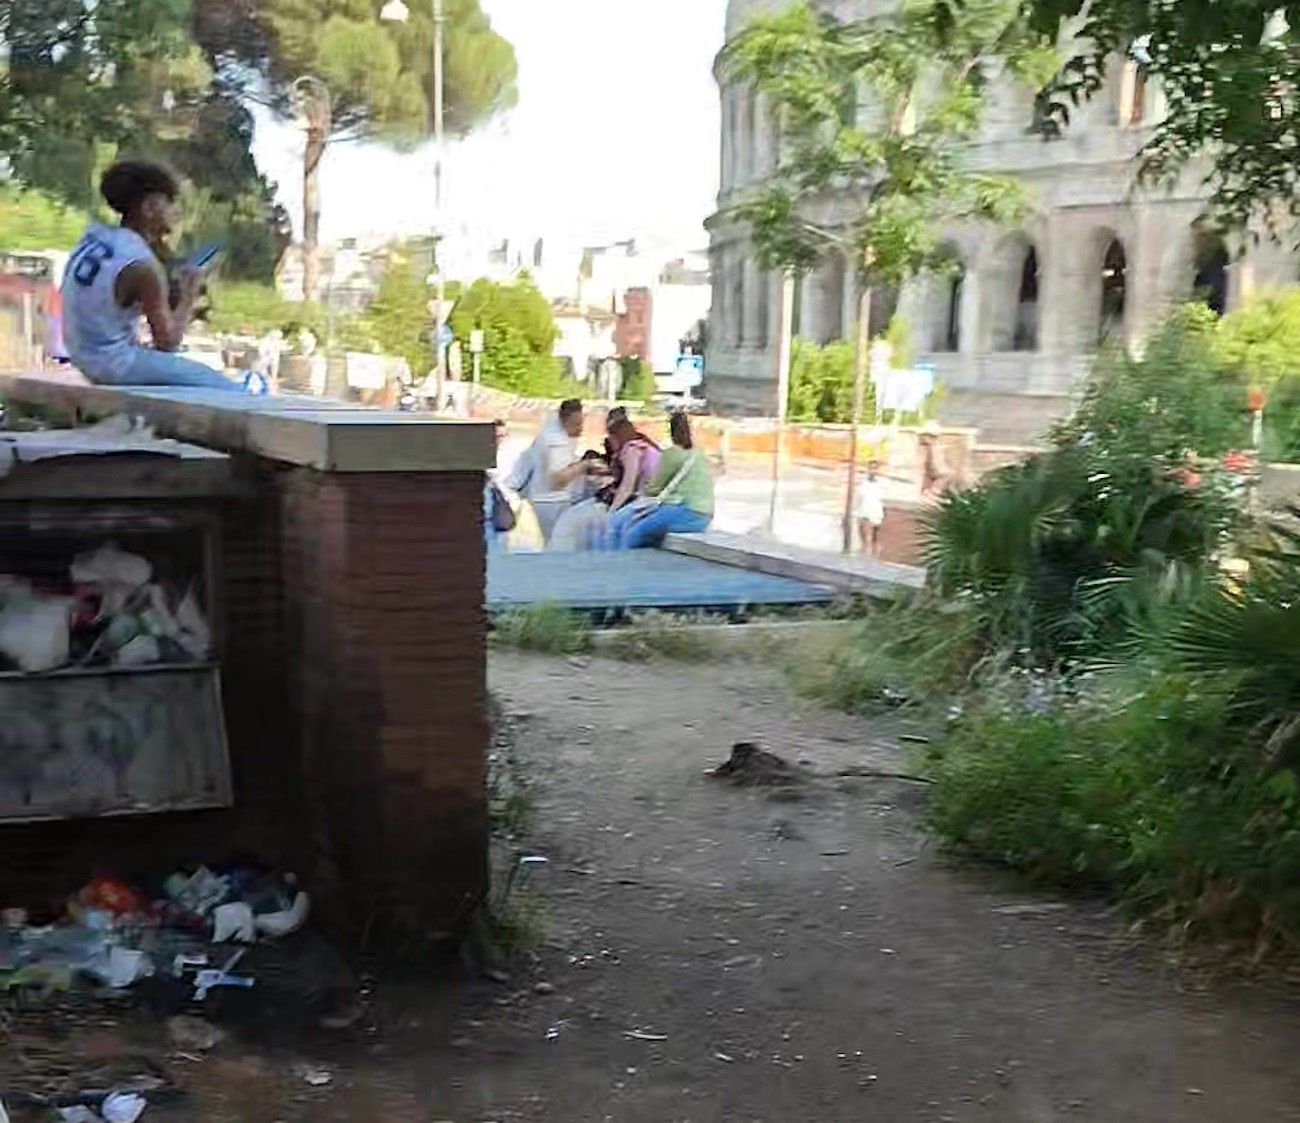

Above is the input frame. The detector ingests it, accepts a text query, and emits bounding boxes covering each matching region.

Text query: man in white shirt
[61,161,238,390]
[508,399,591,544]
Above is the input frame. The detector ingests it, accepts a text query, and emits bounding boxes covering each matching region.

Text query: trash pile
[0,543,210,674]
[1,866,309,1005]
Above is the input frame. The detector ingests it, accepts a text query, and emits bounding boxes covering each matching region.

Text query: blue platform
[487,550,833,612]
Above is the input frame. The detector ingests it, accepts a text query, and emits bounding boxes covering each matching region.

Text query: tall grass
[491,603,593,656]
[925,673,1300,955]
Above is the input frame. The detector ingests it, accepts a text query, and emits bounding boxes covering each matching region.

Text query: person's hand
[177,265,204,304]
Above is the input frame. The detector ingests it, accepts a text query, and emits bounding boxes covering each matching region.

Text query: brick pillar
[280,469,488,941]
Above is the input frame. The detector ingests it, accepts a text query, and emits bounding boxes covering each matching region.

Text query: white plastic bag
[0,597,72,672]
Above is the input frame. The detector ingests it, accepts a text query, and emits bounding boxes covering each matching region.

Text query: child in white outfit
[856,459,886,557]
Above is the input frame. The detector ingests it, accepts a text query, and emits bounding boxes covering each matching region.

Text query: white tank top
[61,223,161,381]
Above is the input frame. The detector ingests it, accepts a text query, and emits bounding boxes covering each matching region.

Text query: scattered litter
[715,1052,735,1063]
[1187,1088,1205,1096]
[545,1020,568,1041]
[211,902,256,944]
[86,946,153,989]
[624,1030,669,1042]
[993,904,1071,917]
[820,849,850,857]
[58,1092,147,1123]
[101,1093,148,1123]
[708,743,808,788]
[879,948,897,956]
[166,1014,225,1053]
[534,980,555,995]
[294,1064,333,1088]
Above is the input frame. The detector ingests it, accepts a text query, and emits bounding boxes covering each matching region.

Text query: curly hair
[99,161,181,218]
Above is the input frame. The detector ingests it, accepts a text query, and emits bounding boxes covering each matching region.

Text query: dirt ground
[6,650,1300,1121]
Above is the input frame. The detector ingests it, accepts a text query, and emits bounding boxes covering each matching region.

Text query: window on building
[1100,238,1127,344]
[1014,247,1040,351]
[1193,235,1230,315]
[935,266,965,352]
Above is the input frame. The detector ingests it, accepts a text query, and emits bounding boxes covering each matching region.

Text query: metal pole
[433,0,447,397]
[843,285,872,554]
[767,274,795,535]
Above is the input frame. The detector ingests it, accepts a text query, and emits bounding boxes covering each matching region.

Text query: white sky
[252,0,727,253]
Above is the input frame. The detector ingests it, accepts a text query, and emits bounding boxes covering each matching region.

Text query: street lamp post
[382,0,448,395]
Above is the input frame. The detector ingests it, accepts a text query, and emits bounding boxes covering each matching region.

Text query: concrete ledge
[1,375,495,473]
[663,530,926,598]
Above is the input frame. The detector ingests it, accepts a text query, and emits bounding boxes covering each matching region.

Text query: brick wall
[278,469,489,940]
[615,287,652,361]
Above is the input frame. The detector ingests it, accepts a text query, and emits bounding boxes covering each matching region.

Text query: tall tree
[0,1,290,280]
[1022,0,1300,228]
[195,0,519,298]
[0,0,200,207]
[724,0,1051,549]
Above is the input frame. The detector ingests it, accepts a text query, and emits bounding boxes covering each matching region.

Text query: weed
[924,672,1300,957]
[606,612,717,663]
[491,603,593,656]
[788,595,984,715]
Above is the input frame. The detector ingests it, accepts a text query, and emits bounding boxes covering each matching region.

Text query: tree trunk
[302,124,327,303]
[842,284,872,555]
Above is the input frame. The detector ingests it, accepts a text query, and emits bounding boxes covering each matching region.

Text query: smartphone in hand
[187,243,223,270]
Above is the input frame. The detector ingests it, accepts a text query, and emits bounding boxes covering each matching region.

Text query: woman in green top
[608,410,714,549]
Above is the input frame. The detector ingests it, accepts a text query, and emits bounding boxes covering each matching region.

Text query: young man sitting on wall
[61,161,238,391]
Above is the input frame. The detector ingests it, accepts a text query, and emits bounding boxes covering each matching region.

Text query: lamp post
[292,76,332,304]
[381,0,448,393]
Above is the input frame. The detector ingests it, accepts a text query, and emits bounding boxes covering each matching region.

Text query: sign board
[675,354,705,389]
[869,339,894,386]
[0,666,232,823]
[469,329,485,355]
[437,324,454,348]
[345,351,388,391]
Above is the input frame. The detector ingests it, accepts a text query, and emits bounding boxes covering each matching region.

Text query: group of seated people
[494,399,714,552]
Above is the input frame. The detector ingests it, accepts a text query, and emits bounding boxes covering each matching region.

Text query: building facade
[708,0,1300,439]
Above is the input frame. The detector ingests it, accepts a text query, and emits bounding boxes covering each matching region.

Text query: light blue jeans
[608,502,712,550]
[80,348,242,391]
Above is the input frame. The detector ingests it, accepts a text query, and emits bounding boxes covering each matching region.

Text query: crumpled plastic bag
[70,544,152,615]
[0,596,72,672]
[212,902,256,944]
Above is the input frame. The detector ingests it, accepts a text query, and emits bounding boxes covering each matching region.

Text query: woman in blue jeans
[608,410,713,549]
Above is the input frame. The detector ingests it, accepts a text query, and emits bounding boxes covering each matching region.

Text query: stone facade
[708,0,1300,436]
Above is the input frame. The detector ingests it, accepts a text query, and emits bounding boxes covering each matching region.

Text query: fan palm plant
[1166,509,1300,772]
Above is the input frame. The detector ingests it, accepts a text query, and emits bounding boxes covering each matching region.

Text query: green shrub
[924,315,1246,666]
[788,339,861,423]
[491,603,593,656]
[620,357,657,403]
[925,673,1300,952]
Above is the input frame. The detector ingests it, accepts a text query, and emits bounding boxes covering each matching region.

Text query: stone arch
[1192,228,1230,315]
[915,243,967,352]
[1098,232,1128,345]
[982,233,1040,352]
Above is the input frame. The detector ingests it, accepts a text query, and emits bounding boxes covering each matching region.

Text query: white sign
[345,351,387,391]
[869,339,894,386]
[469,329,485,355]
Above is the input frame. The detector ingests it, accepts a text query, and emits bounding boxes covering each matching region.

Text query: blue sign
[437,324,454,348]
